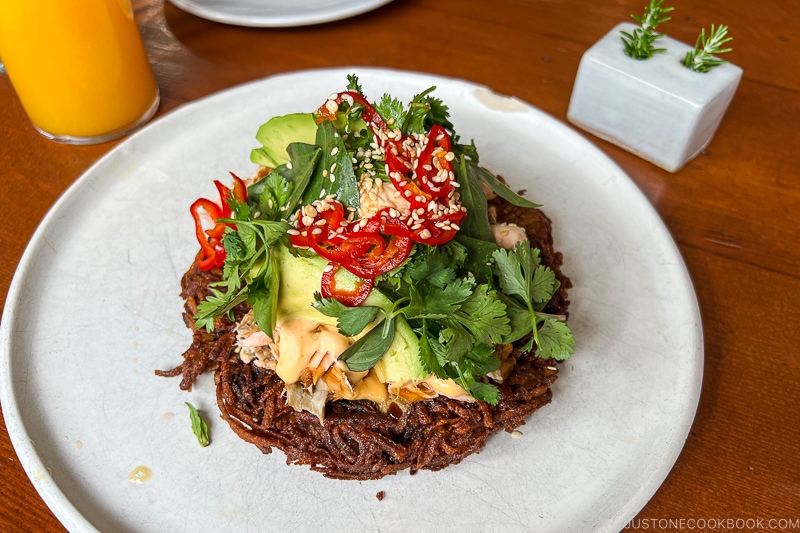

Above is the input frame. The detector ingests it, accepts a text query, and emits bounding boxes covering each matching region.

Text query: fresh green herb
[339,316,396,371]
[248,172,294,221]
[682,24,733,72]
[275,143,322,216]
[306,121,359,209]
[401,86,454,134]
[466,161,541,209]
[313,293,380,337]
[492,241,574,360]
[193,199,290,333]
[375,94,406,126]
[454,155,495,243]
[346,74,364,96]
[185,402,209,447]
[620,0,674,60]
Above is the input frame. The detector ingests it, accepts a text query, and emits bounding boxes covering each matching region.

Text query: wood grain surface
[1,0,799,531]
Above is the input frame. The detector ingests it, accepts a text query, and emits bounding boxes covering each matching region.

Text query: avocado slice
[274,245,425,382]
[251,113,318,167]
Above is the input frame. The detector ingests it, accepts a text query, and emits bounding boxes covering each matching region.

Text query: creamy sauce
[352,373,390,403]
[128,466,152,485]
[420,376,469,398]
[275,317,349,383]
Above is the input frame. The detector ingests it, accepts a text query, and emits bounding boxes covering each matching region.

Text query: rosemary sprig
[682,25,733,73]
[620,0,674,60]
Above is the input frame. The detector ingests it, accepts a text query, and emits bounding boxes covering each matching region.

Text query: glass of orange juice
[0,0,159,144]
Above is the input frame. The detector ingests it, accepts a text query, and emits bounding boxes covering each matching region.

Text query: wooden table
[1,0,798,531]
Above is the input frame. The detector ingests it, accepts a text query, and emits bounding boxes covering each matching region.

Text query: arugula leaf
[313,294,380,337]
[339,316,396,372]
[375,94,405,126]
[466,161,541,208]
[185,402,210,447]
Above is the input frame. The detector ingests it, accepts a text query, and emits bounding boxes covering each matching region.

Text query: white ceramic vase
[568,22,742,172]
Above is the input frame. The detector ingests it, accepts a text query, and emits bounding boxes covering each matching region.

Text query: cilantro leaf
[418,325,447,377]
[536,318,575,360]
[248,172,294,221]
[492,240,574,359]
[530,264,557,304]
[375,94,405,126]
[404,278,474,319]
[463,343,501,375]
[346,74,363,95]
[492,247,529,300]
[313,294,380,337]
[466,380,501,405]
[194,286,248,332]
[451,284,510,345]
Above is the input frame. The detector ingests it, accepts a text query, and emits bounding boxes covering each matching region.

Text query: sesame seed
[445,152,455,162]
[287,229,300,236]
[331,147,339,156]
[311,228,323,235]
[286,162,293,170]
[330,163,337,173]
[419,229,432,239]
[302,216,314,226]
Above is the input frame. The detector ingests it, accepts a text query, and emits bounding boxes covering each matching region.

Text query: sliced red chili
[191,177,248,271]
[191,198,224,271]
[414,125,454,199]
[345,227,412,278]
[311,229,384,265]
[321,264,374,307]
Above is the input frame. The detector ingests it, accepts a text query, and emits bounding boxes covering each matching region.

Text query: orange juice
[0,0,159,143]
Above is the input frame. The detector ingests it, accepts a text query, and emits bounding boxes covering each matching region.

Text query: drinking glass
[0,0,159,144]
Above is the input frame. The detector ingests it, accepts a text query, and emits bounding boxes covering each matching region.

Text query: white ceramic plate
[166,0,394,27]
[0,68,703,533]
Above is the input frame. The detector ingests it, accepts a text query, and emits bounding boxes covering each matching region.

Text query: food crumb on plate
[376,491,385,501]
[511,430,523,438]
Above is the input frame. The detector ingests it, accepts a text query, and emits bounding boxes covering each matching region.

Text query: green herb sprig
[186,402,210,447]
[682,25,733,73]
[620,0,674,60]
